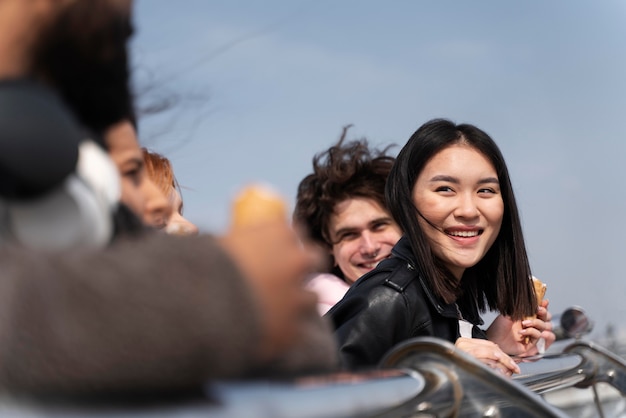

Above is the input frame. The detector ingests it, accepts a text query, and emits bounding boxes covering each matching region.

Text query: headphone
[0,79,120,249]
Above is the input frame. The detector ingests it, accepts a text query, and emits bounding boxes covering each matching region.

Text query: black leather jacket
[327,236,487,370]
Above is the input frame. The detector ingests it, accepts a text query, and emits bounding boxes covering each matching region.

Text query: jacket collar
[390,236,483,325]
[391,235,413,262]
[391,237,458,318]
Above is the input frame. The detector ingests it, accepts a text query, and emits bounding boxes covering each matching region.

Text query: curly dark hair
[294,126,397,275]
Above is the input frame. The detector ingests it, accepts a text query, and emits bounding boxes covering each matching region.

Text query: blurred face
[412,144,503,280]
[165,188,199,236]
[105,120,172,227]
[327,197,402,284]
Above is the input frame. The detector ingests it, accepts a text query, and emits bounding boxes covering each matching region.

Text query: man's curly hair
[294,126,396,259]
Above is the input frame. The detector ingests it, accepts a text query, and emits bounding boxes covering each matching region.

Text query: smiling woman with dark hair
[329,118,553,375]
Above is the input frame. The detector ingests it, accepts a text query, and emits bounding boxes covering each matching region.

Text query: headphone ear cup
[8,176,109,249]
[6,141,120,250]
[76,140,120,214]
[0,80,122,250]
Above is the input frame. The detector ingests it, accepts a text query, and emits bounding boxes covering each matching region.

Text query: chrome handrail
[206,369,426,418]
[563,339,626,395]
[514,352,588,394]
[379,337,571,417]
[4,337,624,417]
[207,337,574,418]
[513,339,626,398]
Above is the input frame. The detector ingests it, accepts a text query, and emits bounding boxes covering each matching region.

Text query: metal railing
[1,308,625,417]
[378,336,572,418]
[206,336,626,418]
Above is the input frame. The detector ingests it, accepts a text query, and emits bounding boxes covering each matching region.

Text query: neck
[450,266,465,282]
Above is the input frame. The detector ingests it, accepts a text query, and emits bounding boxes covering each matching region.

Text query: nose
[454,192,480,219]
[359,231,380,258]
[143,178,173,228]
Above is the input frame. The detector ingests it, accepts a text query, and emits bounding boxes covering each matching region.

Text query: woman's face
[412,143,503,280]
[327,197,402,284]
[105,120,172,227]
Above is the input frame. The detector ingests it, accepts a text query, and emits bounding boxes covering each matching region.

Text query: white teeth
[449,230,479,237]
[359,256,390,270]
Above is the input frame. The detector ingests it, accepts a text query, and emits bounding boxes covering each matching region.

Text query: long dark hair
[386,118,535,319]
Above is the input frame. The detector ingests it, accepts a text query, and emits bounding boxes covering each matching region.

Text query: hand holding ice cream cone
[219,183,320,362]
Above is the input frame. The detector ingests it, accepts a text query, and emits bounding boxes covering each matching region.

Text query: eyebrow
[429,175,499,185]
[121,157,144,169]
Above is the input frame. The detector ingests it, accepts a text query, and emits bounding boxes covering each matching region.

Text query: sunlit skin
[327,197,402,284]
[105,120,172,227]
[165,188,199,236]
[412,144,504,280]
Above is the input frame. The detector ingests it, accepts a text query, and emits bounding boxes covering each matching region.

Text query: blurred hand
[219,219,320,363]
[486,299,555,356]
[455,337,520,377]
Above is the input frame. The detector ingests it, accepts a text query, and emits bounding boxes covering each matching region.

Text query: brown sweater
[0,233,338,397]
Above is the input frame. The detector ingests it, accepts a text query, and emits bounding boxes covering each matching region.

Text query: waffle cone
[533,276,547,305]
[524,276,547,344]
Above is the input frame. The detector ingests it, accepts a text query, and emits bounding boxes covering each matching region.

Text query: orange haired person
[142,149,199,236]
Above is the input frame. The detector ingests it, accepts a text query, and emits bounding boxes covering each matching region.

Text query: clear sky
[130,1,626,336]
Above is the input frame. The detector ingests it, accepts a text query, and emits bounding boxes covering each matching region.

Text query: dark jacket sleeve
[0,233,270,396]
[332,285,411,370]
[328,257,444,371]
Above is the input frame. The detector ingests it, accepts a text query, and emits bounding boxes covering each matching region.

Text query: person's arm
[330,285,415,370]
[0,234,263,396]
[0,229,334,397]
[219,220,339,377]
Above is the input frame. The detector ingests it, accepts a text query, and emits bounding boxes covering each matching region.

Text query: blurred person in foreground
[0,0,337,399]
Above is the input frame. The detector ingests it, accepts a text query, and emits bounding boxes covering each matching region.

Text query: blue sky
[130,1,626,336]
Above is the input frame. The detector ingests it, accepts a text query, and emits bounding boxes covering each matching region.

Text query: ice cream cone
[524,276,547,344]
[230,183,288,229]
